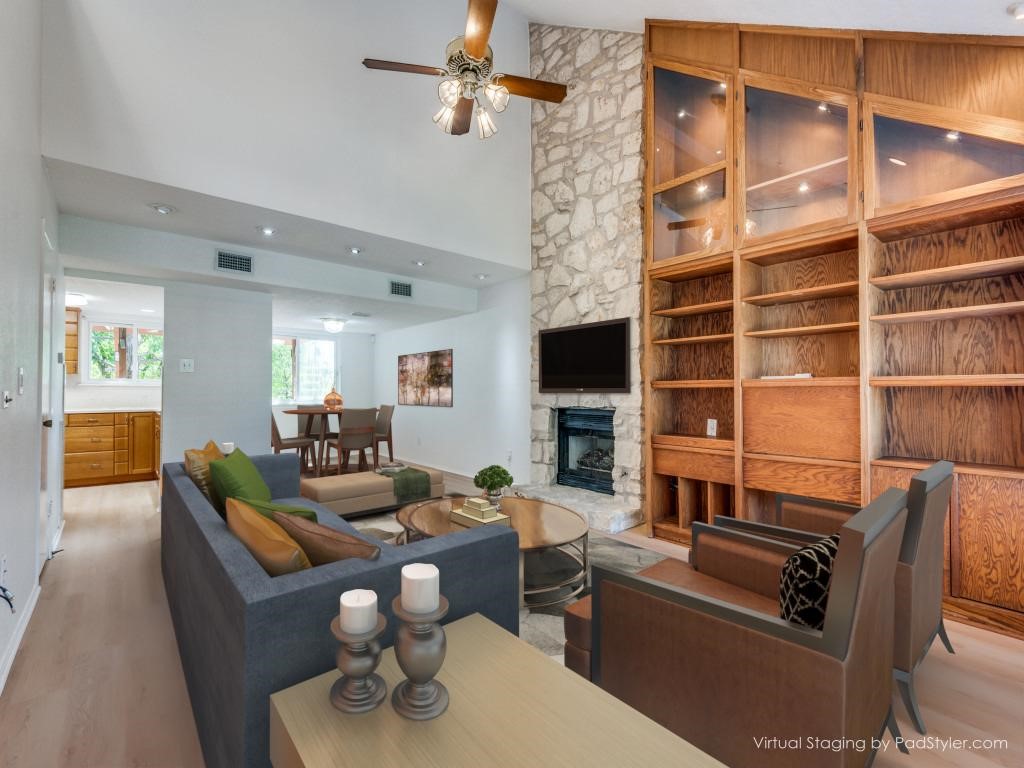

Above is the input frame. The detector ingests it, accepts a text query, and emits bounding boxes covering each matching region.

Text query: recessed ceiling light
[718,82,727,89]
[149,203,176,215]
[888,157,908,167]
[139,308,156,313]
[321,318,346,333]
[413,260,426,267]
[350,246,363,255]
[946,130,961,142]
[677,109,687,119]
[65,292,88,307]
[798,181,811,194]
[1010,3,1024,20]
[695,182,708,196]
[817,102,829,113]
[474,273,490,281]
[258,225,277,237]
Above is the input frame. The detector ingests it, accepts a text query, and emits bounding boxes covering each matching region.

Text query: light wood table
[270,614,724,768]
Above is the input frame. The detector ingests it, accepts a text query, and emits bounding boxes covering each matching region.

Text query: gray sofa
[161,453,519,768]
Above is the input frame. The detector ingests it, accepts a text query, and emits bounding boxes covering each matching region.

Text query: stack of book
[450,497,510,528]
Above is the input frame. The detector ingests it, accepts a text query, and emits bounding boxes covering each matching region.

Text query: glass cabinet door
[873,114,1024,210]
[743,86,851,240]
[652,68,728,186]
[650,65,730,262]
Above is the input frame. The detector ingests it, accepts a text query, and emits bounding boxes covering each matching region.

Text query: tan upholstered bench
[300,466,445,519]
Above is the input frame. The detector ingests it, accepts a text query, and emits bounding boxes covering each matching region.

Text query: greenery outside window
[272,336,337,403]
[86,321,163,384]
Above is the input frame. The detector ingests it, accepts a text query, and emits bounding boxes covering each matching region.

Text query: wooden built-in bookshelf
[641,19,1024,637]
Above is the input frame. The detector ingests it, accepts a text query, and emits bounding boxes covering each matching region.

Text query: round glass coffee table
[397,496,589,608]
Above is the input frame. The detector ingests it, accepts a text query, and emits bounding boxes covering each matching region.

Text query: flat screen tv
[539,318,630,393]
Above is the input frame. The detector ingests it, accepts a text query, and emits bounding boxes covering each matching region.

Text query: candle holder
[329,613,388,714]
[390,595,450,720]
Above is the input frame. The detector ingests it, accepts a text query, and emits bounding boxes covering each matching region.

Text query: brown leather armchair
[717,461,955,734]
[587,489,910,768]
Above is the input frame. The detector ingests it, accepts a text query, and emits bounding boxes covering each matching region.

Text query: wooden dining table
[281,406,344,477]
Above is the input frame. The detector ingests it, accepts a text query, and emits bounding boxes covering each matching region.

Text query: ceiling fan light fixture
[484,81,509,113]
[476,105,497,139]
[321,318,346,333]
[433,104,457,133]
[438,77,462,108]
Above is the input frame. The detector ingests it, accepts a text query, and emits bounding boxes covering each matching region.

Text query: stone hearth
[512,482,642,534]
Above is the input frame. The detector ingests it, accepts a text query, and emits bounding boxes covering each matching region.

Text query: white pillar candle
[221,441,235,454]
[339,589,378,635]
[401,563,440,614]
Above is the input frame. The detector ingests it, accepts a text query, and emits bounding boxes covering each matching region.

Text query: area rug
[349,513,669,659]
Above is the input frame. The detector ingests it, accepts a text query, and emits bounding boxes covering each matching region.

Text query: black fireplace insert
[556,408,614,495]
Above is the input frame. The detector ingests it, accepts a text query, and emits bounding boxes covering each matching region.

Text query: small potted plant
[473,465,514,511]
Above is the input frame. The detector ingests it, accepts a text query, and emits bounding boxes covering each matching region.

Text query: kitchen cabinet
[65,411,161,487]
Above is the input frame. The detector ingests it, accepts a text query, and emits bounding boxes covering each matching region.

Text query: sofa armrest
[713,515,824,545]
[250,453,300,498]
[776,493,858,535]
[690,522,799,598]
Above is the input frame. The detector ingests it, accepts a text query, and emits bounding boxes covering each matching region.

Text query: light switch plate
[179,358,195,373]
[17,368,24,395]
[706,418,718,437]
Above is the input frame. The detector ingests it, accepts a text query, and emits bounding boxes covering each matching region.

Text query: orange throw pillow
[271,511,381,566]
[226,498,312,576]
[184,440,225,502]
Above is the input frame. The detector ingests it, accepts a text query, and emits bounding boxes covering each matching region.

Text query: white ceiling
[65,276,164,323]
[270,286,462,335]
[503,0,1024,36]
[46,159,526,291]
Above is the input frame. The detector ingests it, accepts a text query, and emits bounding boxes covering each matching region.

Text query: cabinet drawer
[67,413,114,427]
[65,451,115,481]
[744,456,861,504]
[743,383,860,462]
[65,426,115,453]
[653,447,734,485]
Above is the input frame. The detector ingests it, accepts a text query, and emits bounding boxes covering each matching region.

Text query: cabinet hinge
[734,224,740,235]
[858,119,864,131]
[859,190,865,203]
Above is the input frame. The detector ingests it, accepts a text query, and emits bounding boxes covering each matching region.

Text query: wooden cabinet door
[128,412,158,477]
[954,472,1024,612]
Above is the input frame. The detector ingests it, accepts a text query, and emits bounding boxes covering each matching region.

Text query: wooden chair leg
[895,671,926,735]
[373,443,380,469]
[387,435,393,462]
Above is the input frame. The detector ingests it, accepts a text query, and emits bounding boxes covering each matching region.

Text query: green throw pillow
[208,449,271,514]
[237,497,318,524]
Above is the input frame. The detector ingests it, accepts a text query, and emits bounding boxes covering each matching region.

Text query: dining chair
[330,409,378,473]
[374,405,395,467]
[271,414,316,471]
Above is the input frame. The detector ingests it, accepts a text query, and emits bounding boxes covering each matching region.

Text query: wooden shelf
[649,253,733,282]
[871,301,1024,325]
[651,299,733,318]
[868,186,1024,242]
[869,374,1024,387]
[652,333,733,346]
[746,156,847,194]
[872,456,1024,480]
[652,161,728,196]
[740,226,859,266]
[652,520,692,545]
[869,255,1024,290]
[742,376,859,388]
[744,321,859,339]
[652,434,735,452]
[742,452,860,470]
[743,281,858,306]
[651,379,735,389]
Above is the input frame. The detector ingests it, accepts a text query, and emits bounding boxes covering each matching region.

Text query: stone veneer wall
[528,24,645,512]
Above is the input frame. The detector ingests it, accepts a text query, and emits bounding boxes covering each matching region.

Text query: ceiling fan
[362,0,567,139]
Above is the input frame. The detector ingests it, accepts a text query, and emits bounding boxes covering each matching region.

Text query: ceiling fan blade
[362,59,446,76]
[495,74,567,104]
[464,0,498,60]
[451,98,474,136]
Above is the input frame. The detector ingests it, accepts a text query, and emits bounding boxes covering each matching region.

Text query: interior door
[39,274,54,571]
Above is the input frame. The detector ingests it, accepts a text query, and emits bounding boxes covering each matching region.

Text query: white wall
[42,0,532,271]
[272,331,376,437]
[373,277,531,482]
[162,283,272,463]
[0,0,43,691]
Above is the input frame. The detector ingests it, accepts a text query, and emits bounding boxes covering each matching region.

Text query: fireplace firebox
[556,408,614,495]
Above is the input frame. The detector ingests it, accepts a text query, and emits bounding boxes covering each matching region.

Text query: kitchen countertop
[64,408,161,414]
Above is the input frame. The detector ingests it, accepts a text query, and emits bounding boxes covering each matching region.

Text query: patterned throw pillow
[184,440,225,503]
[779,534,840,630]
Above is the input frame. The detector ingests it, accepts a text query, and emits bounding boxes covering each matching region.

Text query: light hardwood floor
[1,480,1020,767]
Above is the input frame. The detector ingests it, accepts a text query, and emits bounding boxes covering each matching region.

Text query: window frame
[81,316,164,387]
[271,332,340,405]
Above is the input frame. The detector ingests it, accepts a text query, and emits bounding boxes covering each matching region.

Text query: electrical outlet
[706,418,718,437]
[0,555,7,582]
[179,358,195,373]
[506,450,513,467]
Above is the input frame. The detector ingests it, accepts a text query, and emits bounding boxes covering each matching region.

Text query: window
[86,321,163,383]
[272,336,336,403]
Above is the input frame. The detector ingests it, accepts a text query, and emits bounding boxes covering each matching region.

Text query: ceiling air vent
[390,280,413,298]
[216,251,253,274]
[352,311,372,318]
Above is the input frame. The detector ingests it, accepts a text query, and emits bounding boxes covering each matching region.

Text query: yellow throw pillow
[184,440,225,504]
[226,498,312,576]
